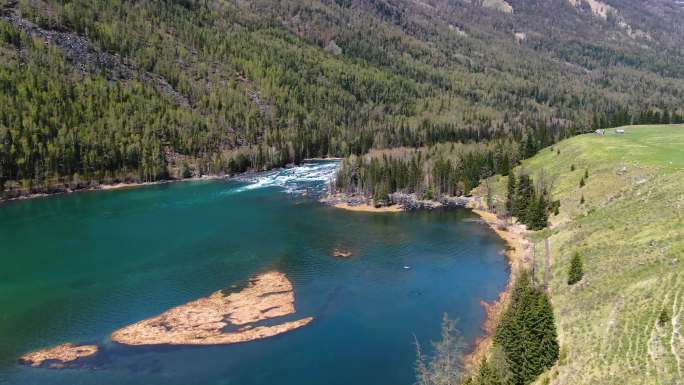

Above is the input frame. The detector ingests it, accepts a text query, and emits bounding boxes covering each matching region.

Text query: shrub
[658,307,670,326]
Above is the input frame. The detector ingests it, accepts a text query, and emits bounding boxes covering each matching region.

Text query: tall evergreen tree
[494,271,559,385]
[568,252,584,285]
[506,174,516,216]
[513,173,533,219]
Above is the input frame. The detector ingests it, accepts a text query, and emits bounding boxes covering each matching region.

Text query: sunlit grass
[489,125,684,384]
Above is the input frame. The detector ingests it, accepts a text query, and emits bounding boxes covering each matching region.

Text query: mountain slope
[482,125,684,384]
[1,0,683,199]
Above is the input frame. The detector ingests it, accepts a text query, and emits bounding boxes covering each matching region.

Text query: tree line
[332,122,571,205]
[334,124,577,207]
[333,140,519,204]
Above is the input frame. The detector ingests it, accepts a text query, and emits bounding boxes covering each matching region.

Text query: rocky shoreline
[320,192,472,212]
[463,199,533,370]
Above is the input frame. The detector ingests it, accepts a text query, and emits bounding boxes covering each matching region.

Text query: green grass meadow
[488,125,684,384]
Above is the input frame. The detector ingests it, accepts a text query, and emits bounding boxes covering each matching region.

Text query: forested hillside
[1,0,683,198]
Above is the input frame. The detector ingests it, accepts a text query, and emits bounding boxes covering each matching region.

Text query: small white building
[595,129,605,135]
[616,129,626,135]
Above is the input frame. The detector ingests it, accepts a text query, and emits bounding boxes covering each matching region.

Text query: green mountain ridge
[1,0,683,199]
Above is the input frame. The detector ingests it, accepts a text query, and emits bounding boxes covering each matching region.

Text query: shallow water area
[0,161,509,385]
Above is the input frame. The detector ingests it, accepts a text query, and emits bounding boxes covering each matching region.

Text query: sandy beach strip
[464,208,532,369]
[331,202,404,213]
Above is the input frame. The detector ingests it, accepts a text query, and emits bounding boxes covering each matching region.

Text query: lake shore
[1,158,343,204]
[323,191,530,370]
[320,192,470,213]
[9,170,520,372]
[331,202,405,213]
[319,193,405,213]
[463,201,532,370]
[0,175,228,204]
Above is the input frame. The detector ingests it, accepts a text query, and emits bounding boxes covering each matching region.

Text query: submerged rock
[111,271,313,346]
[333,249,353,258]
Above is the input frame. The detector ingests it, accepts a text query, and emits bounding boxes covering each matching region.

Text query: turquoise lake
[0,161,509,385]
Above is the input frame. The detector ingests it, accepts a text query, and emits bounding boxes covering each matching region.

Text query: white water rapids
[226,160,340,196]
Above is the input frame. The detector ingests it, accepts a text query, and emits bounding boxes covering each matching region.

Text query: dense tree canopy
[464,271,559,385]
[1,0,683,199]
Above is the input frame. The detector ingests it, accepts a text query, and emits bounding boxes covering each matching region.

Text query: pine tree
[493,271,559,385]
[474,359,506,385]
[514,173,533,219]
[534,293,560,370]
[526,193,546,230]
[373,182,390,207]
[506,174,516,216]
[535,195,550,230]
[568,252,584,285]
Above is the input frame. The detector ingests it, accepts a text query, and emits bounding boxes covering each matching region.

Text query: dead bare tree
[415,314,465,385]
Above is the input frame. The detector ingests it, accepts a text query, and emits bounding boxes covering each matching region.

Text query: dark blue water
[0,161,509,385]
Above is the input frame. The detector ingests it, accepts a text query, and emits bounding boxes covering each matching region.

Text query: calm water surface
[0,161,509,385]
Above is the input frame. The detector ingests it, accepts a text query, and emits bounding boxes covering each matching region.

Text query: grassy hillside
[486,125,684,384]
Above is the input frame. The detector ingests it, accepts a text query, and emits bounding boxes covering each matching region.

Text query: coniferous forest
[2,0,684,199]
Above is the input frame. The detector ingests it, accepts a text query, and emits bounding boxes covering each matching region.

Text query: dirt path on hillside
[544,237,552,293]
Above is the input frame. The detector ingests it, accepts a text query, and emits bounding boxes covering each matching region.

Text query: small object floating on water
[404,265,411,270]
[333,249,353,258]
[19,343,99,368]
